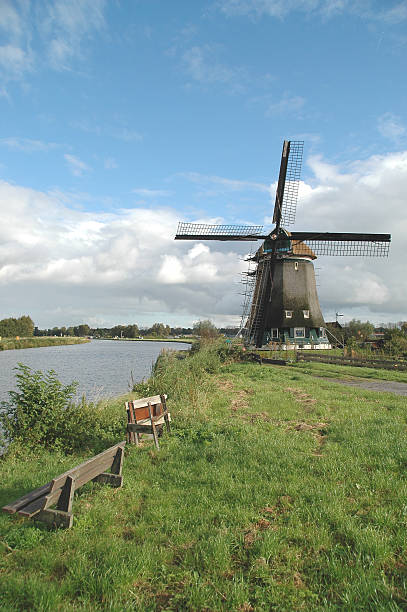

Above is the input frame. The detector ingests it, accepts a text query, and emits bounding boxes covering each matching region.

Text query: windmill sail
[272,140,303,227]
[289,232,391,257]
[175,222,264,241]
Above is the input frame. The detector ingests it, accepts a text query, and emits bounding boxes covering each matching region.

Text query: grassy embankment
[0,342,406,610]
[0,337,89,351]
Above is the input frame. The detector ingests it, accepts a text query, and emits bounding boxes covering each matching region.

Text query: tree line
[0,316,34,338]
[32,320,227,339]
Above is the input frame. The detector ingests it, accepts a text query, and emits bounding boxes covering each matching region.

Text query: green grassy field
[0,344,406,610]
[0,337,89,351]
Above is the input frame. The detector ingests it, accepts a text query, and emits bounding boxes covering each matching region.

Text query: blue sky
[1,0,406,328]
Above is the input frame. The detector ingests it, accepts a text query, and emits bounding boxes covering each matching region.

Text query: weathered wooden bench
[125,394,171,449]
[2,441,125,529]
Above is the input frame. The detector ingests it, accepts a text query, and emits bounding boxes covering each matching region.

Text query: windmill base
[265,343,332,350]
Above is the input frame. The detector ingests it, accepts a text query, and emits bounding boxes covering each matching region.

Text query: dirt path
[321,377,407,396]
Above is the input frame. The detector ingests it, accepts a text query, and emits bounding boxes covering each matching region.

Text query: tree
[383,327,407,357]
[74,324,91,337]
[344,319,374,344]
[0,315,34,337]
[147,323,169,338]
[193,320,219,339]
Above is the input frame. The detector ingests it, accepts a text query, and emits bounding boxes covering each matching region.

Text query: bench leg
[57,475,75,513]
[111,446,124,476]
[37,509,73,529]
[164,412,171,434]
[93,473,123,487]
[148,402,160,450]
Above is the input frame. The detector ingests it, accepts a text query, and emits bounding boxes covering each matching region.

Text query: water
[0,340,190,403]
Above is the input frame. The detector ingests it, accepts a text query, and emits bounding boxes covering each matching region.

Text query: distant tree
[193,320,219,339]
[147,323,169,338]
[74,324,91,337]
[125,324,139,338]
[383,327,407,357]
[344,319,374,344]
[18,315,35,337]
[0,315,34,337]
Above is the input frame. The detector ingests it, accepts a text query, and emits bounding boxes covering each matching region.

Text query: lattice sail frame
[291,239,390,257]
[176,222,264,240]
[280,140,303,226]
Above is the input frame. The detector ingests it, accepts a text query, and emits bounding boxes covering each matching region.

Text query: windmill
[175,141,391,348]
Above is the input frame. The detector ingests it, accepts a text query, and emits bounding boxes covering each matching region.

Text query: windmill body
[248,237,329,348]
[175,141,391,348]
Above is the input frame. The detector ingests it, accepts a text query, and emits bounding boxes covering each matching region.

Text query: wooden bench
[2,441,125,529]
[125,394,171,449]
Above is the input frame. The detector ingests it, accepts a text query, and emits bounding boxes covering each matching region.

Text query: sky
[0,0,406,329]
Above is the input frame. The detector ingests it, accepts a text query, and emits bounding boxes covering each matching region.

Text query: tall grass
[0,341,406,610]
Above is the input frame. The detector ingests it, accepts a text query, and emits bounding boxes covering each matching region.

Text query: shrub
[0,364,125,453]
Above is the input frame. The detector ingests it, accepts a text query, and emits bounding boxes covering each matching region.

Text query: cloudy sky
[1,0,406,329]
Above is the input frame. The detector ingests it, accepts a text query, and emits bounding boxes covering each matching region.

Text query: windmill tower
[175,140,391,348]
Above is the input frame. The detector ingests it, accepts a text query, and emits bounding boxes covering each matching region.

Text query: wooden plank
[127,414,171,431]
[17,495,48,518]
[2,482,52,514]
[93,473,122,487]
[49,441,126,492]
[129,394,167,409]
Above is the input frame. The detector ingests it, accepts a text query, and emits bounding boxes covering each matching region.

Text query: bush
[0,364,125,453]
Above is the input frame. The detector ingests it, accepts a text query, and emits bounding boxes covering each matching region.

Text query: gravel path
[322,377,407,396]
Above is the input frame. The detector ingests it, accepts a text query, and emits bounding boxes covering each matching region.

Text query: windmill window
[295,262,299,270]
[271,328,278,339]
[303,310,310,318]
[320,327,327,338]
[294,327,305,338]
[285,310,293,319]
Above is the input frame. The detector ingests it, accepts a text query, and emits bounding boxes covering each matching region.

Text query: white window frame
[303,310,310,319]
[271,328,279,339]
[294,327,305,338]
[285,310,293,319]
[320,327,327,338]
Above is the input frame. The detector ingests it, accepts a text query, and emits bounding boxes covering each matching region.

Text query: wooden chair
[125,394,171,449]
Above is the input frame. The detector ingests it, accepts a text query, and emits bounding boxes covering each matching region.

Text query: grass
[0,337,89,351]
[0,342,406,610]
[293,360,407,383]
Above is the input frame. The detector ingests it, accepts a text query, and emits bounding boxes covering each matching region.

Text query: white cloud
[0,149,406,327]
[0,44,33,77]
[0,1,23,37]
[0,137,59,152]
[180,172,270,194]
[0,0,107,78]
[0,180,248,326]
[104,157,118,170]
[377,112,406,141]
[132,188,171,197]
[182,45,246,91]
[41,0,106,70]
[266,94,306,116]
[217,0,407,23]
[112,127,143,142]
[64,154,91,177]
